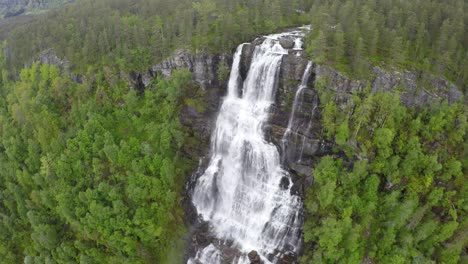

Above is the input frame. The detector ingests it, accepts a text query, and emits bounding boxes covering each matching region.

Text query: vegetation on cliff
[301,1,467,262]
[5,0,309,73]
[0,0,465,263]
[0,59,203,262]
[302,80,466,263]
[305,0,467,91]
[0,0,311,263]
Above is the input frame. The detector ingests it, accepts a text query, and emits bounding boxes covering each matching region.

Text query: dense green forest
[305,0,467,91]
[301,1,468,262]
[302,79,467,263]
[0,0,312,263]
[0,60,203,262]
[0,0,466,263]
[5,0,310,72]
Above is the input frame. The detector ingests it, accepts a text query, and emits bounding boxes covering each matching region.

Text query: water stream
[189,29,309,264]
[281,61,313,165]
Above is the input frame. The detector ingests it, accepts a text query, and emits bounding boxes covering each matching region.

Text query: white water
[283,62,313,140]
[298,93,319,163]
[281,61,313,164]
[190,29,308,264]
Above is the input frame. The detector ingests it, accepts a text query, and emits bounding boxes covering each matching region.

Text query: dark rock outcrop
[280,251,297,264]
[152,49,231,91]
[248,250,262,264]
[37,49,83,83]
[279,36,295,49]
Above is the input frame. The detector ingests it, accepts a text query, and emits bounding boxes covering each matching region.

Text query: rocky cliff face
[149,50,233,160]
[0,0,72,18]
[236,39,463,198]
[37,41,463,194]
[36,39,463,262]
[37,48,232,161]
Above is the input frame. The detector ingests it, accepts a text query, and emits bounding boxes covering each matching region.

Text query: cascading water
[189,29,308,264]
[281,61,313,165]
[298,93,319,163]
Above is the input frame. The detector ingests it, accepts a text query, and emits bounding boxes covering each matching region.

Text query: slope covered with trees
[0,0,312,263]
[0,59,202,263]
[300,1,467,262]
[0,0,465,263]
[6,0,310,73]
[305,0,467,91]
[301,79,466,263]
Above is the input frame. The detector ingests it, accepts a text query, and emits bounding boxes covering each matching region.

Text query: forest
[5,0,310,72]
[0,0,466,263]
[302,80,466,263]
[0,61,203,262]
[305,0,467,91]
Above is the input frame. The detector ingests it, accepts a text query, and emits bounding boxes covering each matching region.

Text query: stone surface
[248,250,262,264]
[152,49,231,90]
[280,251,297,264]
[37,49,84,83]
[279,36,295,49]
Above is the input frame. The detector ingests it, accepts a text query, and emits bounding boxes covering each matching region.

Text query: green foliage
[304,0,467,91]
[0,2,313,262]
[217,59,230,83]
[0,63,199,263]
[5,0,310,73]
[302,89,467,263]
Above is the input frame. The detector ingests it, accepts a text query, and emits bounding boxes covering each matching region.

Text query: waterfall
[281,61,313,165]
[298,93,319,163]
[189,30,307,264]
[282,62,313,141]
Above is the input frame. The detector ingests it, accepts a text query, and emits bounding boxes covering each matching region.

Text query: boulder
[280,251,297,264]
[248,250,262,264]
[280,177,290,190]
[279,36,295,49]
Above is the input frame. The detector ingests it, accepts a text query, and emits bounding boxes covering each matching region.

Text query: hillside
[0,0,466,263]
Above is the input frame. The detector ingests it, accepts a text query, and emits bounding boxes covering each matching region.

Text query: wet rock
[192,221,212,248]
[280,251,297,264]
[279,36,295,49]
[289,181,302,196]
[290,163,313,179]
[240,43,256,81]
[280,177,290,190]
[221,247,239,263]
[297,139,321,159]
[270,124,287,145]
[248,250,262,264]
